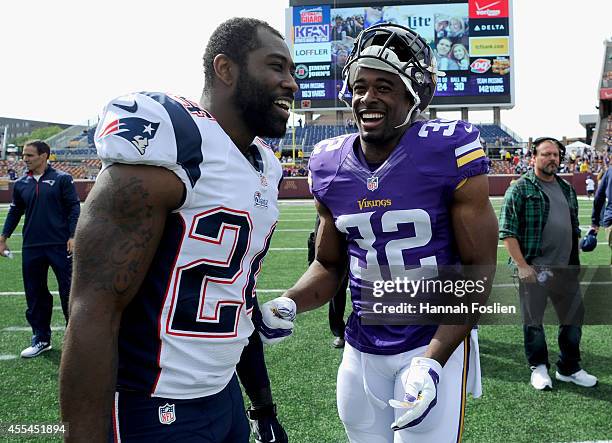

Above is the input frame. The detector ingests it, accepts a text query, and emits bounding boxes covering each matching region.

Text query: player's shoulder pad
[95,92,207,188]
[308,133,356,194]
[410,119,484,177]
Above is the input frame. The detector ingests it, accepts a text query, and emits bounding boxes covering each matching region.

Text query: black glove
[246,404,288,443]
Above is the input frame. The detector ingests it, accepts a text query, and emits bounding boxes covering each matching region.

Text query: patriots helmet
[340,23,444,127]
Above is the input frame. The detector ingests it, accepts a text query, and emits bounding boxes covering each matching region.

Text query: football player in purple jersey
[261,24,498,442]
[59,18,297,443]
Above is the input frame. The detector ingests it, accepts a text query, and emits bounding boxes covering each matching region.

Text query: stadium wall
[0,175,591,203]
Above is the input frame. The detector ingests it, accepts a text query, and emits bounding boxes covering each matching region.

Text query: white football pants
[336,329,481,443]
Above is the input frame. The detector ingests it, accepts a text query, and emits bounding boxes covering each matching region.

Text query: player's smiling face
[351,67,412,149]
[234,27,298,138]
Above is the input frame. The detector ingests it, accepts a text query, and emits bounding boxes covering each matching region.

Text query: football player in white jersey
[260,24,498,442]
[59,18,297,443]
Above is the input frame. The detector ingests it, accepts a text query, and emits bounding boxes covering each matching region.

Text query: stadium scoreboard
[286,0,514,111]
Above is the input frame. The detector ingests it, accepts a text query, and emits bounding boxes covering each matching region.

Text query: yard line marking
[269,248,307,251]
[2,326,65,332]
[278,218,316,222]
[1,291,59,296]
[0,355,18,360]
[275,229,312,232]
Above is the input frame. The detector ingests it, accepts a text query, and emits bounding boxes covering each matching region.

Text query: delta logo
[470,58,491,74]
[300,7,324,24]
[469,0,509,18]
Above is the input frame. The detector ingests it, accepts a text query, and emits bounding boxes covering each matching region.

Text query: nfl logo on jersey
[158,403,176,425]
[367,176,379,191]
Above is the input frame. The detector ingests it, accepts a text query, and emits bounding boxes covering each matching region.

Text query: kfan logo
[295,25,330,43]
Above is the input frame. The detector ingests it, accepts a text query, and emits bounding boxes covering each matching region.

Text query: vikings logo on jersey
[97,117,160,155]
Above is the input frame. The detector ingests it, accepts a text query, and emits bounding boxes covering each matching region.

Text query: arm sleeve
[1,187,25,238]
[592,171,609,226]
[453,123,490,188]
[62,175,81,237]
[237,299,273,408]
[498,184,522,240]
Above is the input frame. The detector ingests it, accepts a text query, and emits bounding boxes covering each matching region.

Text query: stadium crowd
[489,146,611,178]
[1,144,611,182]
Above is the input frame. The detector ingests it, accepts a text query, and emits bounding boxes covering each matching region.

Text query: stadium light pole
[292,100,296,166]
[0,126,7,160]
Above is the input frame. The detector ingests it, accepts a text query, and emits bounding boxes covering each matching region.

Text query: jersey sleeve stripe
[456,148,486,167]
[455,178,468,190]
[454,138,482,158]
[142,92,203,188]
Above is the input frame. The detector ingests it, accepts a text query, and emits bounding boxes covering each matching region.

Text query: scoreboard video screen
[286,0,514,111]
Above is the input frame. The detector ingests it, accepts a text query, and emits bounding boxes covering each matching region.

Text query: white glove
[257,297,296,345]
[389,357,442,431]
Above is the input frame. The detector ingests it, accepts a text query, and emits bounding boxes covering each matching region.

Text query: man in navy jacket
[0,140,80,357]
[592,167,612,264]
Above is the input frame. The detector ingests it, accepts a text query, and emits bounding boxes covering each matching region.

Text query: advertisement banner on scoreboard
[295,63,333,80]
[469,37,510,57]
[288,0,513,109]
[294,43,332,63]
[469,18,509,37]
[294,24,331,44]
[468,0,509,19]
[293,6,330,26]
[469,56,510,75]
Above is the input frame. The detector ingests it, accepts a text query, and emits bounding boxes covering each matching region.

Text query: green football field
[0,198,610,443]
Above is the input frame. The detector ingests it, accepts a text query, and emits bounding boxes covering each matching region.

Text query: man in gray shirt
[499,137,597,391]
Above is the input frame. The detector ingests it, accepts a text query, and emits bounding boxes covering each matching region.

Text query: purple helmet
[340,23,443,127]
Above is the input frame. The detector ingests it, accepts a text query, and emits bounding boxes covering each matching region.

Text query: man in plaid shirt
[499,137,597,391]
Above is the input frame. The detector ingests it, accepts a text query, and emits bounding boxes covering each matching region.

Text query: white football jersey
[95,92,282,399]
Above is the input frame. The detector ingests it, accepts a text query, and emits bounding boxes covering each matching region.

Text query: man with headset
[499,137,598,390]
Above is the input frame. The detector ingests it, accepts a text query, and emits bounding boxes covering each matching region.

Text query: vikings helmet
[339,23,443,127]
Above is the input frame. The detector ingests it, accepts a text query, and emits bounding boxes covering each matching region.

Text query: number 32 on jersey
[336,209,438,282]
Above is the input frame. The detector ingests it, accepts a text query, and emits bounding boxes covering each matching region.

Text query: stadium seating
[476,124,519,145]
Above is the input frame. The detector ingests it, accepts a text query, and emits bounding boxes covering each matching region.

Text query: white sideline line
[278,218,315,222]
[4,242,611,255]
[0,354,18,360]
[2,326,65,332]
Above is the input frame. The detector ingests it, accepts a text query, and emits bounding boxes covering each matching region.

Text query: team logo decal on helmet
[339,23,444,127]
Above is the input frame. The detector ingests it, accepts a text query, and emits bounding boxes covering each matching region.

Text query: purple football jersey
[309,119,489,355]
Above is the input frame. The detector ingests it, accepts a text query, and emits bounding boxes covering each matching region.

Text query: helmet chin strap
[394,78,420,129]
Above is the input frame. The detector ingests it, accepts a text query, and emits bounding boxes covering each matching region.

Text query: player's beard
[234,71,288,138]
